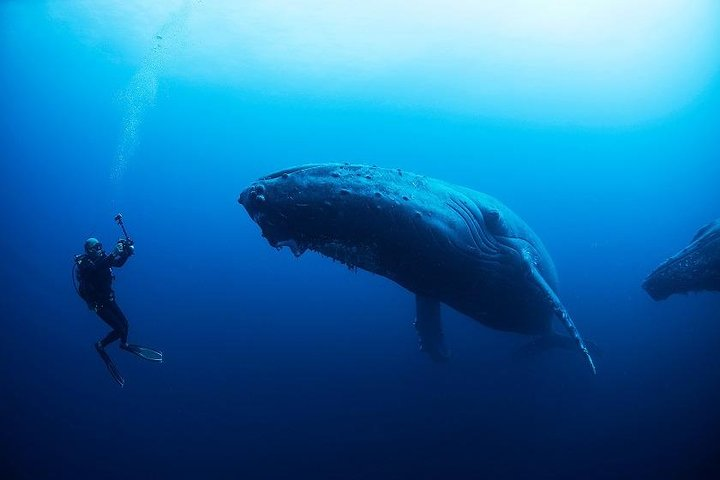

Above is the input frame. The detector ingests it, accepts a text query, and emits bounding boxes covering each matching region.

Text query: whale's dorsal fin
[414,295,450,362]
[523,254,596,374]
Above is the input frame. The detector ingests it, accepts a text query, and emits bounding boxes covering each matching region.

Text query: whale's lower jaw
[312,241,382,273]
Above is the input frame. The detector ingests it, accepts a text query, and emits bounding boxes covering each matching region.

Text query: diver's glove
[115,239,135,256]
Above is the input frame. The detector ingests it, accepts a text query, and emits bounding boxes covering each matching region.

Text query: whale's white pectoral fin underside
[414,294,450,362]
[525,257,597,374]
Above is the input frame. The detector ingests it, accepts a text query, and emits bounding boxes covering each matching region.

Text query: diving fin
[96,343,125,387]
[121,343,163,363]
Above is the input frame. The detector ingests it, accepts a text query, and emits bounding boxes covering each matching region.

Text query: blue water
[2,2,720,479]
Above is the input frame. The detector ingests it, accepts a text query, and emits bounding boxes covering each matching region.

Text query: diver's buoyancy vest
[74,254,114,306]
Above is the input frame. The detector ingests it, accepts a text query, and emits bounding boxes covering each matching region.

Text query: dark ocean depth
[2,2,719,479]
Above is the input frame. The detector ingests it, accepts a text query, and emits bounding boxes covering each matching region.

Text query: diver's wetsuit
[76,239,162,387]
[76,246,132,348]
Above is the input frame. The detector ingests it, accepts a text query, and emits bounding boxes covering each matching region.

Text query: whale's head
[642,219,720,300]
[238,164,357,255]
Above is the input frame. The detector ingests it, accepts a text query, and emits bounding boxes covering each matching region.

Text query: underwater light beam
[111,0,196,183]
[57,0,719,127]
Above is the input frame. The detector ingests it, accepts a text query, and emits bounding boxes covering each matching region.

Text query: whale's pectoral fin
[515,333,603,361]
[414,294,450,362]
[525,258,596,374]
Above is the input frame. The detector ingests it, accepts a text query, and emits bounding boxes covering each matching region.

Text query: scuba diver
[73,214,162,387]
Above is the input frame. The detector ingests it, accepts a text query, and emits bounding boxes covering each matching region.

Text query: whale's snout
[238,182,267,220]
[642,237,720,301]
[238,172,311,248]
[238,182,266,206]
[239,164,328,213]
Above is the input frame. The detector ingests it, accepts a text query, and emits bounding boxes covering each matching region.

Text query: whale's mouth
[256,219,306,254]
[274,239,308,256]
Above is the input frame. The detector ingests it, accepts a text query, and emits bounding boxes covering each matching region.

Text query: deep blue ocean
[2,2,719,479]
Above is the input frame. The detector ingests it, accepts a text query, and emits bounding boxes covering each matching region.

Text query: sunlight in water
[111,1,196,183]
[52,0,720,126]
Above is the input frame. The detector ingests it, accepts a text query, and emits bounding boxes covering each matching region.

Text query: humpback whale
[238,163,595,373]
[643,218,720,300]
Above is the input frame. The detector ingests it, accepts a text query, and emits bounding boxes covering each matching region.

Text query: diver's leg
[108,302,162,362]
[96,301,128,347]
[98,330,120,349]
[106,301,129,344]
[92,302,130,385]
[95,342,125,387]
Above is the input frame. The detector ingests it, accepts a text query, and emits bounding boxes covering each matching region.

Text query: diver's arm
[112,252,130,267]
[92,253,117,269]
[110,240,134,267]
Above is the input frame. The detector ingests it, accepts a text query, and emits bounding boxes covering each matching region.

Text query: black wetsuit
[76,246,133,348]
